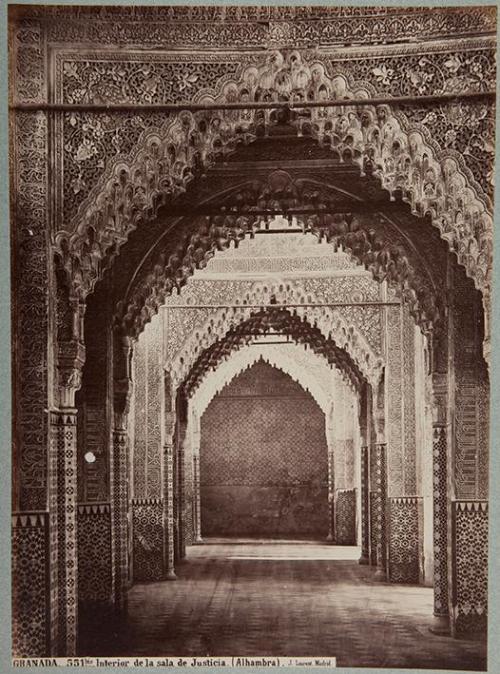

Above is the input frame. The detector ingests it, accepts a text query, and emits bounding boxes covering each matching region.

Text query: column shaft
[372,443,387,579]
[163,441,177,580]
[50,409,78,656]
[327,449,335,542]
[193,454,203,543]
[111,428,129,605]
[431,424,450,633]
[359,445,370,564]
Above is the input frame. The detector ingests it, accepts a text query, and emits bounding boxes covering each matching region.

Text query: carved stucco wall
[164,273,384,366]
[386,304,420,497]
[47,36,494,312]
[131,314,163,500]
[200,361,329,539]
[453,271,489,501]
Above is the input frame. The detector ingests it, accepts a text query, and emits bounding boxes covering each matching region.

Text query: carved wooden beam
[10,90,495,113]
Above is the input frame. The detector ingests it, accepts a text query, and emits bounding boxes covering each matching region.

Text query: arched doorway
[10,9,492,665]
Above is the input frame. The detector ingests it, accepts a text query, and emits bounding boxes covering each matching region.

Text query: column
[429,351,450,633]
[371,377,387,580]
[52,332,85,655]
[327,443,335,542]
[371,443,387,580]
[325,400,335,542]
[163,374,177,580]
[111,333,133,607]
[193,454,203,543]
[191,409,203,544]
[359,445,370,564]
[176,415,188,560]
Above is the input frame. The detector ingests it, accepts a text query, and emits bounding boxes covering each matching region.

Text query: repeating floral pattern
[50,48,494,307]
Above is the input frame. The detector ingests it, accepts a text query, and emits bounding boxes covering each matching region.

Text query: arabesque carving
[54,51,492,305]
[178,307,368,396]
[168,279,383,390]
[115,173,440,338]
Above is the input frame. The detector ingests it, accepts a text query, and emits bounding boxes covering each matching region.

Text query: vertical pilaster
[372,443,387,580]
[193,454,203,543]
[431,423,450,633]
[176,418,188,560]
[111,425,129,605]
[327,447,335,542]
[112,333,133,605]
[163,391,177,579]
[50,409,78,656]
[359,445,370,564]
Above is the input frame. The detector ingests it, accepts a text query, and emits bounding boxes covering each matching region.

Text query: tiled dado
[335,488,357,545]
[132,498,165,581]
[387,497,422,584]
[77,504,112,605]
[12,512,50,657]
[452,501,488,634]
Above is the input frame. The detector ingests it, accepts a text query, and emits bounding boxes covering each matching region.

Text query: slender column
[176,418,188,560]
[327,446,335,542]
[52,326,85,656]
[370,375,387,580]
[429,294,451,634]
[111,334,133,606]
[50,408,78,656]
[193,453,203,543]
[325,400,335,542]
[111,421,129,606]
[359,445,370,564]
[431,423,450,633]
[163,404,177,580]
[372,443,387,580]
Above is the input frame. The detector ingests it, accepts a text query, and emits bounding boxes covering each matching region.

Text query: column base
[429,614,450,635]
[358,554,370,565]
[374,567,386,581]
[165,570,178,581]
[326,533,334,542]
[193,536,204,545]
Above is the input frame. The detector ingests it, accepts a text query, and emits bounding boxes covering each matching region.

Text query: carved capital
[57,340,86,408]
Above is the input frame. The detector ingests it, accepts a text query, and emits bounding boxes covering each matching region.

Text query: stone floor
[79,539,487,670]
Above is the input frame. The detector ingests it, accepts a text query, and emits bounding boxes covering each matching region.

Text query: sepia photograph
[7,3,497,671]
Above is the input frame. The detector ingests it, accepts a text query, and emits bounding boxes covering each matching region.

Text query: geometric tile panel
[77,505,112,604]
[12,513,49,657]
[201,362,328,538]
[132,499,164,581]
[388,497,420,584]
[453,501,488,634]
[335,489,357,545]
[432,425,449,617]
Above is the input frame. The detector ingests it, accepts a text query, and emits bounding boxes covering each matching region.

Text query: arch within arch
[190,342,339,417]
[169,279,384,391]
[56,51,492,301]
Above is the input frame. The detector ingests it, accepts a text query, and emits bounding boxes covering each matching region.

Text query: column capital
[57,340,85,408]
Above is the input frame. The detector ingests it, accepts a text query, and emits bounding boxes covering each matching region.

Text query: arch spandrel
[54,51,493,302]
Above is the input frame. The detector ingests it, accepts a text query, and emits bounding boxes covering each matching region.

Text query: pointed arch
[55,51,492,301]
[190,342,339,416]
[168,279,384,391]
